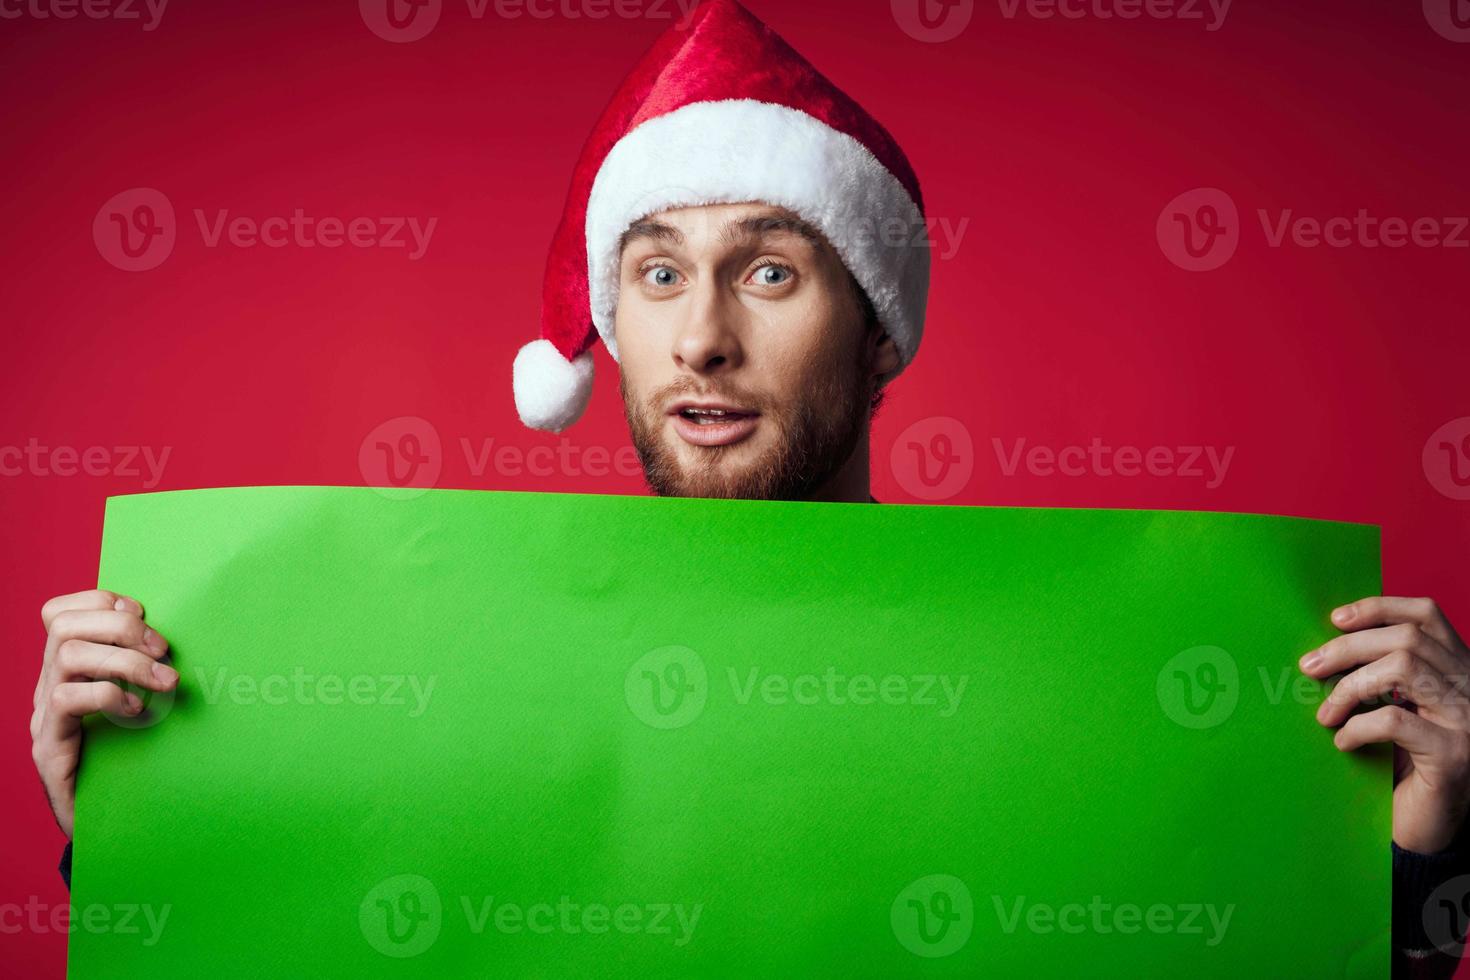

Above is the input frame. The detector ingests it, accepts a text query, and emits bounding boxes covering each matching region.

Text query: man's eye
[642,266,680,287]
[750,264,793,286]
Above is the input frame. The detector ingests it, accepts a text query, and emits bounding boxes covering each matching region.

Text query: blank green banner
[70,487,1389,977]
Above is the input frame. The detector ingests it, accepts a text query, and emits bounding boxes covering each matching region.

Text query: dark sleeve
[1392,838,1470,979]
[59,840,71,891]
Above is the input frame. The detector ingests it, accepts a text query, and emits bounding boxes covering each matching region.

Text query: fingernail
[1332,606,1353,625]
[1300,650,1323,672]
[144,628,167,654]
[152,663,178,687]
[123,692,143,713]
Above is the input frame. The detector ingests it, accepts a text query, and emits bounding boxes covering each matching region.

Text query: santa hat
[513,0,930,432]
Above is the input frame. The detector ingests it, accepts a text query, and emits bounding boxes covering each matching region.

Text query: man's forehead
[617,203,828,256]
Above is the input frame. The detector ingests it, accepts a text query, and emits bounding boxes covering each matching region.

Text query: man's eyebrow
[719,215,827,250]
[618,220,684,257]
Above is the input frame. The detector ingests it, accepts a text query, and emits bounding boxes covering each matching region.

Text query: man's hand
[30,589,176,839]
[1301,596,1470,855]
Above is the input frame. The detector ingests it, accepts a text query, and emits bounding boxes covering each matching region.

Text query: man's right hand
[30,589,176,839]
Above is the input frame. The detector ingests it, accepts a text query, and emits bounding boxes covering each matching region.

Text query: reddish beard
[620,342,872,501]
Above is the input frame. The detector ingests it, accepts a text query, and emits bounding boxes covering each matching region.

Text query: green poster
[69,487,1389,977]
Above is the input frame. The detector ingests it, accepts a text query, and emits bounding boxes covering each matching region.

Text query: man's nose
[671,276,744,374]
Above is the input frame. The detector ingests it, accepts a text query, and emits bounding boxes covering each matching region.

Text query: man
[31,1,1470,974]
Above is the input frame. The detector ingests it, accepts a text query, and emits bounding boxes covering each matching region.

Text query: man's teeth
[682,408,745,424]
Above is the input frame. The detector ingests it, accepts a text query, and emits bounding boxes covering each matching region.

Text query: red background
[3,0,1467,973]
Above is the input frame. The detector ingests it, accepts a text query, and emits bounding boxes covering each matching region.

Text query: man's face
[614,202,899,500]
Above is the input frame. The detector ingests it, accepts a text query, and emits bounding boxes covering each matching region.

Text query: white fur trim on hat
[585,98,930,382]
[513,339,595,433]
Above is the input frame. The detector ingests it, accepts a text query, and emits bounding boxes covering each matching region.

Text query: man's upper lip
[667,399,759,415]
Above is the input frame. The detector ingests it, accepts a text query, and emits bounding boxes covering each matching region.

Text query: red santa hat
[513,0,930,432]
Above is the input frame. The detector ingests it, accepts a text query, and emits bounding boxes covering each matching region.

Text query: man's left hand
[1302,596,1470,854]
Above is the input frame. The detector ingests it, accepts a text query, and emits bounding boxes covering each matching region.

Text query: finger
[48,608,167,659]
[54,639,177,692]
[41,589,143,632]
[35,595,128,710]
[1317,652,1466,728]
[37,608,165,712]
[43,680,142,741]
[1333,596,1462,651]
[1301,623,1462,686]
[1332,704,1453,755]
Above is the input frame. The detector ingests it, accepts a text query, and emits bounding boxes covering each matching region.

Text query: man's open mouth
[668,401,761,447]
[678,407,753,425]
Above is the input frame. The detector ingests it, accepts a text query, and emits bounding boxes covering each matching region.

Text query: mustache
[651,379,765,414]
